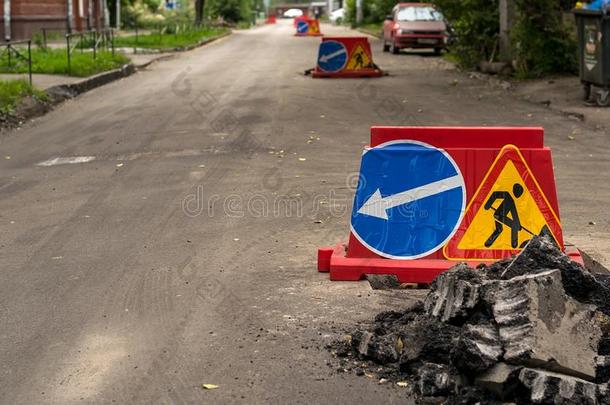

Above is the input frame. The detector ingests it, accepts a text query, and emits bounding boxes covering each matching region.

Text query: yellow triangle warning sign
[346,45,373,70]
[443,145,563,261]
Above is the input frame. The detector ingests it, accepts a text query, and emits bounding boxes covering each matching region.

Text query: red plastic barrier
[311,37,383,78]
[266,15,276,24]
[317,127,582,283]
[294,15,307,28]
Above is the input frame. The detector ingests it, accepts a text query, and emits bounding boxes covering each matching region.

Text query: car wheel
[382,40,390,52]
[434,47,442,55]
[391,42,399,54]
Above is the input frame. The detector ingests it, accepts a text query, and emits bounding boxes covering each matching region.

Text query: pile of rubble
[330,237,610,404]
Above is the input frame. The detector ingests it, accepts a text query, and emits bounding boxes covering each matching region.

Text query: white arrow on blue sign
[350,140,466,260]
[317,40,348,72]
[297,21,309,34]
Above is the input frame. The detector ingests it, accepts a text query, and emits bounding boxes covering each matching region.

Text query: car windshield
[397,6,443,22]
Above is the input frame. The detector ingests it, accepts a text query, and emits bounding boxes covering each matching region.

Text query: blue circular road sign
[351,140,466,259]
[317,40,348,72]
[297,21,309,34]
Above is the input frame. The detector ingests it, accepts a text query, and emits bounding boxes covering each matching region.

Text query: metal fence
[39,27,66,49]
[0,40,33,85]
[66,29,115,75]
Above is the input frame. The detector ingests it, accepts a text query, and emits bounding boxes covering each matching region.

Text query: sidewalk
[511,75,610,129]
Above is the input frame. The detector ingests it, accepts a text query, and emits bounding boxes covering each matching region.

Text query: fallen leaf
[4,155,11,160]
[395,337,404,354]
[202,384,219,390]
[298,157,307,161]
[314,220,323,224]
[116,163,124,168]
[396,381,409,387]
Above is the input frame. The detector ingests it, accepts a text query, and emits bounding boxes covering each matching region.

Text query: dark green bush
[512,0,577,77]
[433,0,499,68]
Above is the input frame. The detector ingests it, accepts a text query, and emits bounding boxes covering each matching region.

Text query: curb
[46,63,136,100]
[117,30,232,55]
[356,28,382,39]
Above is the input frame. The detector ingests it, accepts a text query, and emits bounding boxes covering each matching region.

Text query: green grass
[359,22,383,31]
[355,22,383,38]
[0,79,47,113]
[113,27,229,49]
[0,48,130,77]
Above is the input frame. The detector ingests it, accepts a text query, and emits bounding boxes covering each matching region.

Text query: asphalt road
[1,20,609,404]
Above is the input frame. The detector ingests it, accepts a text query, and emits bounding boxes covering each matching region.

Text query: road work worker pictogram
[444,145,563,259]
[484,183,524,248]
[346,45,373,70]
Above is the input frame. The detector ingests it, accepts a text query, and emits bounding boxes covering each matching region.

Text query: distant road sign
[296,21,309,34]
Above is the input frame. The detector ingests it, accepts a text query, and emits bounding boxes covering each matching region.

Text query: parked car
[329,8,345,24]
[283,8,303,18]
[382,3,449,55]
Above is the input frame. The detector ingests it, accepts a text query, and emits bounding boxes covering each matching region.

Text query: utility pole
[102,0,111,28]
[67,0,74,33]
[356,0,362,25]
[4,0,11,41]
[116,0,121,29]
[499,0,515,62]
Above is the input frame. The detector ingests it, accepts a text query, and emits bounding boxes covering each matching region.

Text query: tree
[195,0,205,25]
[206,0,252,23]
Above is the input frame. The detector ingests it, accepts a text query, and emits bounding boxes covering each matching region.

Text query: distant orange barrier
[312,37,383,78]
[295,19,322,37]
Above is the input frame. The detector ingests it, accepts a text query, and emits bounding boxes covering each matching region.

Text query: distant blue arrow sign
[297,21,309,34]
[317,40,348,72]
[350,140,466,260]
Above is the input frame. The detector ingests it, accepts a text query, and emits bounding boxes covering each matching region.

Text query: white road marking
[36,156,96,167]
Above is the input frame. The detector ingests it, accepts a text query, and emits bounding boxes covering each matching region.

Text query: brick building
[0,0,108,41]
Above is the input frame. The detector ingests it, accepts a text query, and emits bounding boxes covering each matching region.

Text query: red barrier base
[317,244,585,284]
[311,68,384,78]
[295,33,323,37]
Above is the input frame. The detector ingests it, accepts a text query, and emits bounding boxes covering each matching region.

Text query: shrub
[433,0,499,68]
[511,0,577,77]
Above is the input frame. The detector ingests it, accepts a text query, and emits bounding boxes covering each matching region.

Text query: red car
[382,3,448,55]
